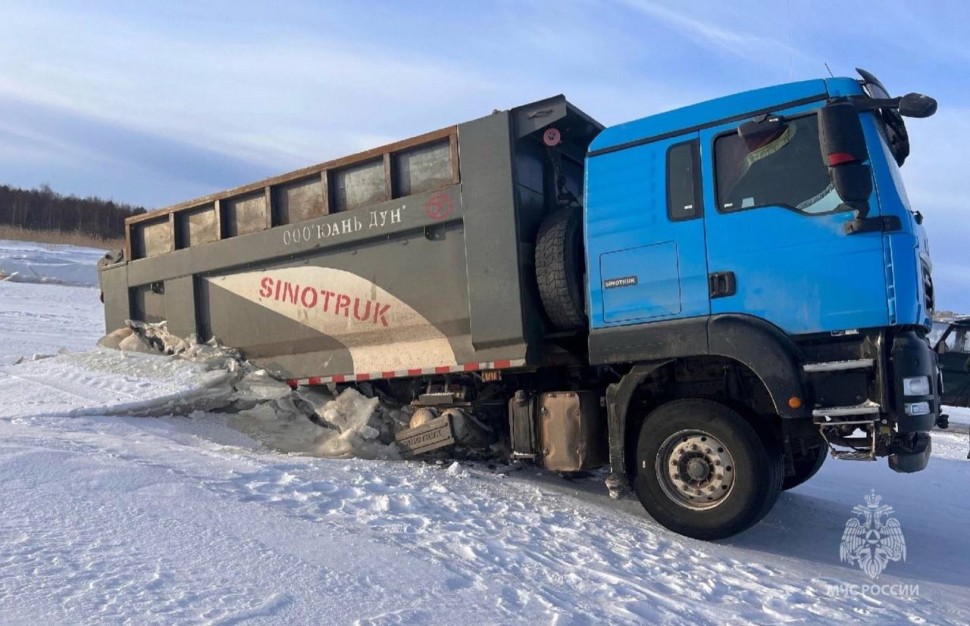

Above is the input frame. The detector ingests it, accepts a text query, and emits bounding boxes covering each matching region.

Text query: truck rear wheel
[535,208,585,330]
[782,445,827,490]
[633,399,783,540]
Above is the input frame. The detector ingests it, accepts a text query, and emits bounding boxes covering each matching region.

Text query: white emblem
[840,490,907,578]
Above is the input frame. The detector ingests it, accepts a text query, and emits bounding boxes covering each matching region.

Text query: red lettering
[260,279,393,329]
[282,281,299,304]
[335,294,351,317]
[259,276,273,298]
[300,286,318,308]
[373,303,391,327]
[352,298,372,322]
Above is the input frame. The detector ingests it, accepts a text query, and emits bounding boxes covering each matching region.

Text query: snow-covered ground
[0,238,103,286]
[1,239,968,625]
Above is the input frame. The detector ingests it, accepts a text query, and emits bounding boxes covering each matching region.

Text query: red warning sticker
[543,127,561,147]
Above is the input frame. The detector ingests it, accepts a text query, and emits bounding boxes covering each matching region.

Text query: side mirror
[818,100,872,217]
[898,93,937,119]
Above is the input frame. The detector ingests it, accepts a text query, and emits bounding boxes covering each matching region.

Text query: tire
[633,399,784,540]
[535,208,585,330]
[782,444,827,491]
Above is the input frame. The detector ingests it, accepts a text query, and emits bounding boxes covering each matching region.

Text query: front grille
[921,262,934,315]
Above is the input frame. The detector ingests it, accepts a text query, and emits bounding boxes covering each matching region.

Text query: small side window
[667,140,702,221]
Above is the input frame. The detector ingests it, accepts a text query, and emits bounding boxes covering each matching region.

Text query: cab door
[699,109,889,336]
[586,133,709,329]
[937,324,970,405]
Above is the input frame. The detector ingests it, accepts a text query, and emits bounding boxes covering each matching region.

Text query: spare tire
[535,208,585,330]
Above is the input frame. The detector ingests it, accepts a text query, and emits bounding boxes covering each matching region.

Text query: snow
[1,239,969,625]
[0,238,104,286]
[945,405,970,427]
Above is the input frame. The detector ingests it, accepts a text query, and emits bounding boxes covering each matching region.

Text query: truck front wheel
[633,399,783,540]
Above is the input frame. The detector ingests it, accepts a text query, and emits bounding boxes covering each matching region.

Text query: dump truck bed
[99,96,603,382]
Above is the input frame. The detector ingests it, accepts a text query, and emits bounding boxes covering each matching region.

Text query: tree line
[0,184,145,240]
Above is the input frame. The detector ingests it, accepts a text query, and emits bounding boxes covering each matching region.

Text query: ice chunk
[233,370,293,403]
[321,388,380,434]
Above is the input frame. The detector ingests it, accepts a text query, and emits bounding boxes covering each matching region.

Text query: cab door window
[714,114,842,215]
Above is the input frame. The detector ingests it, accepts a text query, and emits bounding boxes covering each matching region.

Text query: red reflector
[826,152,857,166]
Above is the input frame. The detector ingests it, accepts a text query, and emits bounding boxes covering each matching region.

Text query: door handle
[709,272,736,298]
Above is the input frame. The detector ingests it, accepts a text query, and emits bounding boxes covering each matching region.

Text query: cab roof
[589,77,863,156]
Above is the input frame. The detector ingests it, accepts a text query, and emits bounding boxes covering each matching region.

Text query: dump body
[100,97,602,382]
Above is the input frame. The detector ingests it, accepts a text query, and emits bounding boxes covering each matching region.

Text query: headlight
[903,376,930,396]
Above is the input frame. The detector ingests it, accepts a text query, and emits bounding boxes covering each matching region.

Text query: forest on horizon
[0,183,145,241]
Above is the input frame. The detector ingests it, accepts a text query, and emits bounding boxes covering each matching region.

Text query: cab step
[812,401,880,418]
[802,359,874,373]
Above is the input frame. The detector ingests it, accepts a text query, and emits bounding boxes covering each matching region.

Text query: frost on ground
[1,240,969,625]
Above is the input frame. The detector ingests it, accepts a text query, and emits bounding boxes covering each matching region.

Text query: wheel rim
[655,429,736,510]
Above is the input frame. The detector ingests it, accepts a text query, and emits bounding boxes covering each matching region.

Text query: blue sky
[1,0,967,312]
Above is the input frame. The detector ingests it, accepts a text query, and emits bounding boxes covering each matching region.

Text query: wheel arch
[603,315,810,483]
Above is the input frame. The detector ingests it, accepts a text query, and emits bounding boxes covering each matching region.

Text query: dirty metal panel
[508,392,538,459]
[275,175,326,225]
[199,275,355,374]
[225,191,268,237]
[201,222,472,377]
[99,264,129,333]
[396,415,455,456]
[333,159,385,212]
[394,140,452,197]
[135,218,174,259]
[179,203,219,248]
[163,276,197,338]
[539,391,607,471]
[130,284,165,324]
[457,112,528,352]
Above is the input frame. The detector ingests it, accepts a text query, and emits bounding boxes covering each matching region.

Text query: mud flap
[888,432,931,473]
[395,415,456,456]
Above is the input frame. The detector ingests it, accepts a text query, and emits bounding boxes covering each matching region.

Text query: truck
[99,68,941,540]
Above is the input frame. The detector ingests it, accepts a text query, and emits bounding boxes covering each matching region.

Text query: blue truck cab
[582,70,940,538]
